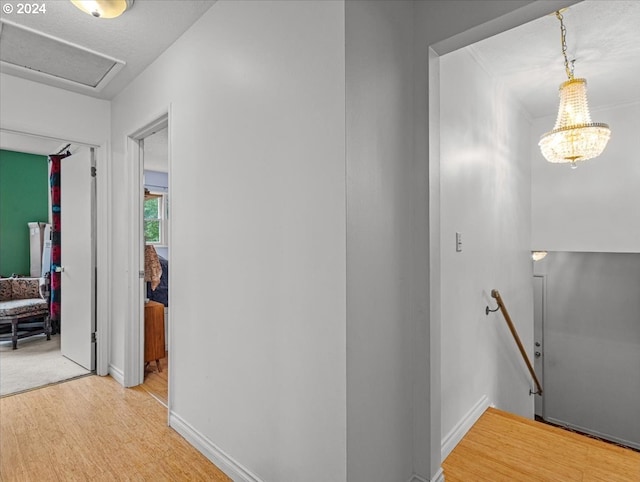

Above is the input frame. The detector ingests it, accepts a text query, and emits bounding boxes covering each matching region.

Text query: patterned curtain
[48,151,70,334]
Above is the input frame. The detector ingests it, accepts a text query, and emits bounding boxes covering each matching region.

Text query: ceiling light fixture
[531,251,548,261]
[538,10,610,169]
[70,0,134,19]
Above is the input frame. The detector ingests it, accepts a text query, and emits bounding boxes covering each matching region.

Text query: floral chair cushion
[0,299,49,318]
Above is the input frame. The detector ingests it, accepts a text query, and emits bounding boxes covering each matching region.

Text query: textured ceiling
[0,0,216,100]
[468,0,640,119]
[0,0,637,119]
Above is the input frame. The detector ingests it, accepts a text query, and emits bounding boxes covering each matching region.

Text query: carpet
[0,334,90,396]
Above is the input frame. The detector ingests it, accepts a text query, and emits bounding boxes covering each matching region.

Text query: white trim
[441,395,491,460]
[166,104,173,424]
[430,468,445,482]
[532,274,546,419]
[405,469,443,482]
[0,126,101,149]
[136,140,145,385]
[406,475,427,482]
[108,364,124,385]
[545,417,640,451]
[427,45,443,477]
[406,473,433,482]
[124,135,143,387]
[95,142,111,376]
[169,411,264,482]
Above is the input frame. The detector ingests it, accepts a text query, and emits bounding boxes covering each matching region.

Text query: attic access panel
[0,20,124,91]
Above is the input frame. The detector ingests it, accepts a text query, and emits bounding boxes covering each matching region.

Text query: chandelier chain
[540,9,610,166]
[556,10,574,80]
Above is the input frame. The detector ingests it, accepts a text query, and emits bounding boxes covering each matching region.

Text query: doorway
[123,113,170,408]
[533,275,545,419]
[0,133,105,395]
[141,125,169,405]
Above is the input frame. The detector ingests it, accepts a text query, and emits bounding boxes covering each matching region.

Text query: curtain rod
[53,143,71,155]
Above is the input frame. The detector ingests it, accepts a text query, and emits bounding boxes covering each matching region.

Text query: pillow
[0,279,12,302]
[10,278,41,300]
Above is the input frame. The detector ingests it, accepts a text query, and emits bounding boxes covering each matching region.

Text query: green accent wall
[0,149,49,277]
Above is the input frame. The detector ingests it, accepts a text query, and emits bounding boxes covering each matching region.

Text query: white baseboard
[430,467,445,482]
[108,364,124,385]
[545,416,640,451]
[441,395,491,460]
[170,411,264,482]
[406,467,444,482]
[406,474,429,482]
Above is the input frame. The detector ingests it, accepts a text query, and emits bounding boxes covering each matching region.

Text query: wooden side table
[144,300,166,372]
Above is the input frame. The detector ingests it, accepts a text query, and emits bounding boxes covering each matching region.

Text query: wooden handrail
[490,289,543,396]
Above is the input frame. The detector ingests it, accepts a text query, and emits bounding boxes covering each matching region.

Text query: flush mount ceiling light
[70,0,134,19]
[531,251,548,261]
[538,10,611,169]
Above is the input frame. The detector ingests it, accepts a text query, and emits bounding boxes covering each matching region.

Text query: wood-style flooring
[142,351,168,405]
[4,377,639,481]
[0,375,230,481]
[443,407,640,481]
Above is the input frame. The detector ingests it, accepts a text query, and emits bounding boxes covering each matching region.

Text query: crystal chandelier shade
[538,10,610,167]
[539,78,611,164]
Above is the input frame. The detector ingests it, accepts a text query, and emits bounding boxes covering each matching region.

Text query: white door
[533,275,545,418]
[60,147,96,371]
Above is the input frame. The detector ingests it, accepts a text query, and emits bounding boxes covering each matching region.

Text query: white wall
[110,1,346,481]
[345,2,416,482]
[534,251,640,449]
[439,47,535,456]
[0,73,110,147]
[531,101,640,252]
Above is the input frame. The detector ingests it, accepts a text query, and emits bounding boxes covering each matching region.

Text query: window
[144,192,167,245]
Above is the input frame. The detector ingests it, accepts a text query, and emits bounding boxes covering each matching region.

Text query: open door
[60,147,96,371]
[533,275,545,418]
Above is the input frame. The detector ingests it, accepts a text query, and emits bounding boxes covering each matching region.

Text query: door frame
[533,274,546,418]
[0,126,110,376]
[124,111,170,390]
[426,1,579,475]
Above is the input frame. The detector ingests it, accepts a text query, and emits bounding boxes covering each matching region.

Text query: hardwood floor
[443,407,640,481]
[142,351,168,405]
[0,375,230,481]
[5,378,638,482]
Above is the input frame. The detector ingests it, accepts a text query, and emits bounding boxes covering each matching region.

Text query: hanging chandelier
[538,10,611,168]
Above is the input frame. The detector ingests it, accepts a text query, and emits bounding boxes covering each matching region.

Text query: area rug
[0,334,90,396]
